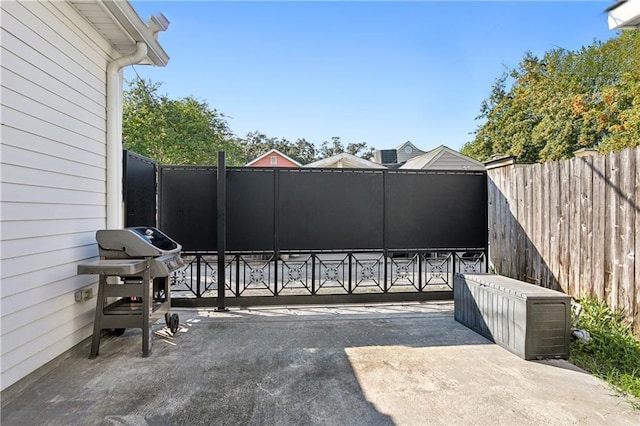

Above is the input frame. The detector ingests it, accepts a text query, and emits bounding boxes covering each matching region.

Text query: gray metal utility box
[454,273,571,360]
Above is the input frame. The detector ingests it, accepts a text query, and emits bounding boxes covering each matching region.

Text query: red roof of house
[245,149,302,167]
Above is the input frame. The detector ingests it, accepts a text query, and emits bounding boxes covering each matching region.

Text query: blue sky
[127,1,616,153]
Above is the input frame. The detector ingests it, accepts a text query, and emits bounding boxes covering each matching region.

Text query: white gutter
[607,0,640,29]
[106,41,148,229]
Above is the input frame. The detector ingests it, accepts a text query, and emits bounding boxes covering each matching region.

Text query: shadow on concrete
[4,302,639,425]
[1,302,489,426]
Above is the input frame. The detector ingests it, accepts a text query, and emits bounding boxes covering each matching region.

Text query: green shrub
[569,298,640,404]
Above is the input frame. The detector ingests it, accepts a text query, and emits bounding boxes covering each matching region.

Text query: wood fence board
[532,164,539,285]
[548,160,561,291]
[518,167,537,284]
[620,149,635,323]
[493,169,504,275]
[542,162,551,288]
[494,169,504,275]
[559,160,571,293]
[635,148,640,334]
[532,164,543,286]
[574,158,582,296]
[499,168,509,276]
[607,151,621,310]
[592,154,606,300]
[515,167,525,281]
[580,156,593,298]
[509,166,519,280]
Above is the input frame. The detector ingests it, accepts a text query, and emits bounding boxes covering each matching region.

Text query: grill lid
[97,227,181,259]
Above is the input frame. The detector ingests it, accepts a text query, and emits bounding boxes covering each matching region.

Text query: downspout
[106,41,148,229]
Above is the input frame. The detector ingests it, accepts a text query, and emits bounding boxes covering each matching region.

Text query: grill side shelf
[77,259,148,276]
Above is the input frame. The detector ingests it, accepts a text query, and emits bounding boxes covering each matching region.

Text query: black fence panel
[158,166,217,252]
[152,164,487,253]
[226,168,276,252]
[278,169,384,250]
[385,171,487,250]
[123,151,156,227]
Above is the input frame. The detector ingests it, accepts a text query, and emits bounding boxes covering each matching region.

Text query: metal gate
[129,153,489,307]
[123,151,156,227]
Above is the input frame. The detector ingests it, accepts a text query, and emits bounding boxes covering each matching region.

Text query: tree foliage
[237,134,374,165]
[123,78,377,166]
[462,31,640,163]
[318,136,375,160]
[123,78,242,165]
[238,132,318,165]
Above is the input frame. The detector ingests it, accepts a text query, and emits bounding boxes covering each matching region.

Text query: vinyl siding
[0,0,117,391]
[427,151,486,171]
[250,155,300,167]
[396,142,424,164]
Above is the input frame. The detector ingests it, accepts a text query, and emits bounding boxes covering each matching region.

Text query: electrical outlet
[75,288,94,302]
[82,288,94,301]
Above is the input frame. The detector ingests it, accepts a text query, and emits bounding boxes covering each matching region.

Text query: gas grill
[77,227,185,358]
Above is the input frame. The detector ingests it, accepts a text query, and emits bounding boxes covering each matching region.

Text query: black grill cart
[78,227,184,358]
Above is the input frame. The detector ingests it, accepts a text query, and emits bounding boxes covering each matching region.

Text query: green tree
[123,78,242,165]
[239,134,375,165]
[319,136,375,160]
[462,31,640,163]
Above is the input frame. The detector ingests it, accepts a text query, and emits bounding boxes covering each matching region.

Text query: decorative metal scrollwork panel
[233,255,275,296]
[279,256,313,295]
[389,254,419,291]
[174,250,485,300]
[171,255,230,298]
[352,254,384,293]
[423,253,453,289]
[455,252,486,275]
[316,255,348,294]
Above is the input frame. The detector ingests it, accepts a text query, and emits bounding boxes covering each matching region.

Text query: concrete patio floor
[1,301,638,425]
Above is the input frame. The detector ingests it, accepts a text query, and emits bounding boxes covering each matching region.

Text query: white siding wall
[1,0,117,391]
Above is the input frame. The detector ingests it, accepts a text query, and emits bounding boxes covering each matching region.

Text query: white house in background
[400,145,486,171]
[0,0,169,391]
[304,152,386,169]
[607,0,640,29]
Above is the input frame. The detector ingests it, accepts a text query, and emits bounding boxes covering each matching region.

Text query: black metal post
[273,169,280,296]
[235,254,240,296]
[382,171,388,292]
[383,253,388,293]
[216,151,228,311]
[196,254,202,298]
[452,251,457,281]
[418,252,423,291]
[348,253,353,294]
[274,255,279,296]
[311,254,316,295]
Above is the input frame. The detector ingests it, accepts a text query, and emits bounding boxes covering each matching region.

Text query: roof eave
[607,0,640,29]
[101,0,169,66]
[71,0,169,66]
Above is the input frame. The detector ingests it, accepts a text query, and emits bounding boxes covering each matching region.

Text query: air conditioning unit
[454,273,571,360]
[373,149,397,164]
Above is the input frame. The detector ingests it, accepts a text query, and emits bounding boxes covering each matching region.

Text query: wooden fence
[487,146,639,334]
